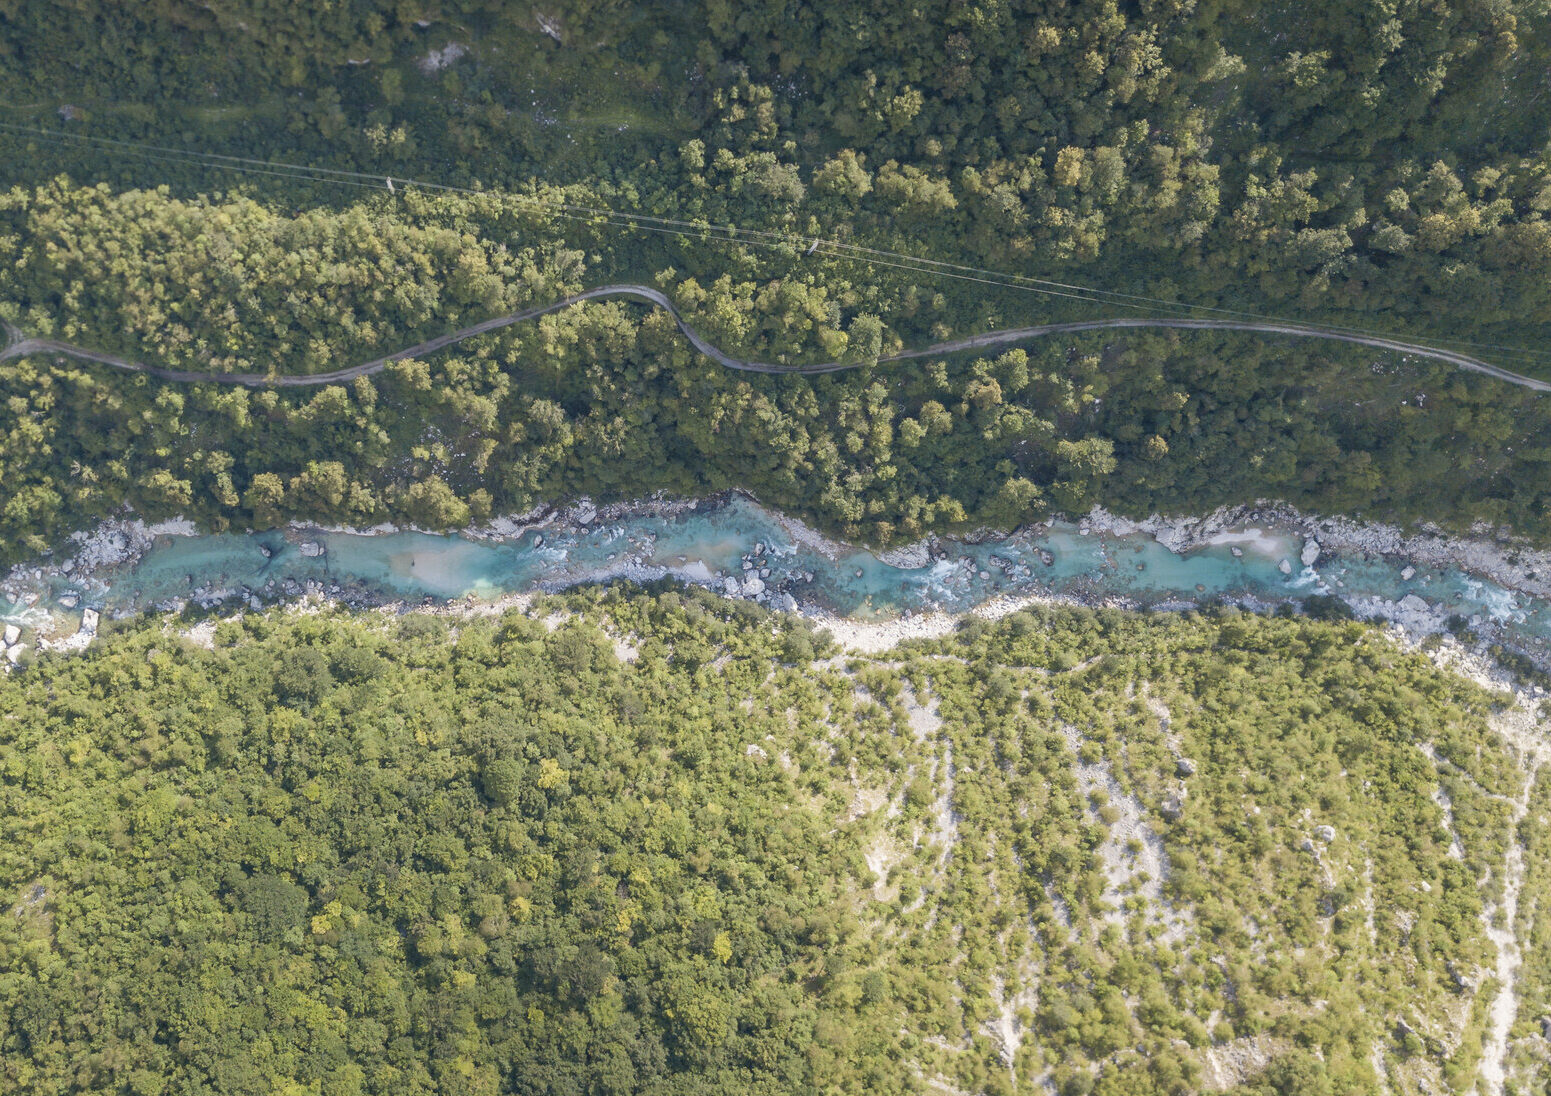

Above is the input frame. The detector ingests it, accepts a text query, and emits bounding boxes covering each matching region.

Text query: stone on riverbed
[1277,559,1293,576]
[1301,539,1321,567]
[3,624,18,646]
[1401,565,1416,581]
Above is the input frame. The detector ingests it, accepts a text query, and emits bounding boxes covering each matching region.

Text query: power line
[1,121,1206,322]
[4,120,1551,368]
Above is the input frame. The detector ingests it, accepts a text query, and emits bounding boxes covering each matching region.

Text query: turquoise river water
[4,497,1549,662]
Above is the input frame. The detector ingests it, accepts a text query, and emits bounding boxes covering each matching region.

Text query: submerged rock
[1277,559,1293,576]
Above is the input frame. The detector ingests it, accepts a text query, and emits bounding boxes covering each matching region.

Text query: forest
[5,0,1551,354]
[1,180,1550,567]
[2,587,1548,1094]
[0,0,1550,558]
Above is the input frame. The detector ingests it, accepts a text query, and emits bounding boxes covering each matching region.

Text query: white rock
[1278,559,1293,575]
[2,624,17,646]
[4,644,20,664]
[1231,546,1243,558]
[1401,565,1416,581]
[574,501,597,525]
[1313,825,1336,843]
[780,593,799,613]
[80,608,99,635]
[298,541,325,557]
[1399,594,1429,613]
[877,541,934,569]
[1301,539,1321,567]
[742,576,765,597]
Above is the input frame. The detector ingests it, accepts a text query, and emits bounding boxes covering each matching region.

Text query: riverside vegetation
[3,0,1551,557]
[3,587,1550,1095]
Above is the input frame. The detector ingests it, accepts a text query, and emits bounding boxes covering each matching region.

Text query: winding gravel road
[3,284,1548,392]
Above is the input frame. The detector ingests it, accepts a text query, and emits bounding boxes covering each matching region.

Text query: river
[2,495,1548,666]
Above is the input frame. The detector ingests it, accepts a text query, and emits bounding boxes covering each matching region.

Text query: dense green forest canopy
[5,0,1551,356]
[3,588,1549,1094]
[1,1,1550,558]
[1,181,1549,565]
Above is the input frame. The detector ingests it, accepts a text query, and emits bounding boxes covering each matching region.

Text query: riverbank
[1085,503,1551,604]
